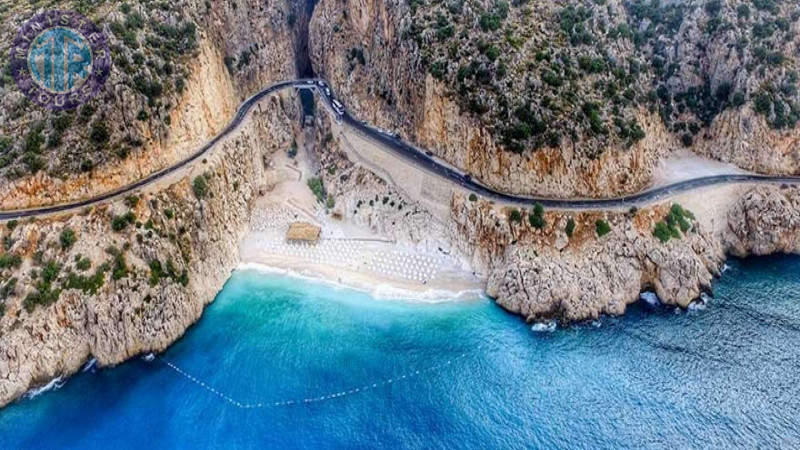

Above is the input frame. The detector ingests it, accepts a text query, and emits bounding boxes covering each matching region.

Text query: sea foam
[24,377,65,400]
[531,321,557,332]
[640,291,660,307]
[237,262,485,303]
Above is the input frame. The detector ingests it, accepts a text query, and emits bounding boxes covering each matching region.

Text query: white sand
[239,137,486,302]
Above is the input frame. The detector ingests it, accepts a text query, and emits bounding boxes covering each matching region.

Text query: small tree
[653,221,671,243]
[468,193,478,202]
[595,219,612,237]
[565,218,576,237]
[529,203,545,228]
[193,175,209,199]
[59,228,77,250]
[111,212,135,232]
[124,195,139,208]
[307,177,325,203]
[509,209,522,224]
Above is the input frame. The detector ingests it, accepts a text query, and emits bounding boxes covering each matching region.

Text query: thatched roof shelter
[286,222,321,243]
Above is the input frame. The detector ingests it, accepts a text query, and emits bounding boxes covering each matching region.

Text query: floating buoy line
[154,318,545,410]
[157,352,468,410]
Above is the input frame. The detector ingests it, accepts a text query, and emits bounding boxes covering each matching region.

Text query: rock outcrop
[0,0,298,208]
[724,186,800,256]
[0,92,298,408]
[449,196,725,323]
[310,0,799,198]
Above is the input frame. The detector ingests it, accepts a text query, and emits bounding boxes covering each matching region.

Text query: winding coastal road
[2,78,798,220]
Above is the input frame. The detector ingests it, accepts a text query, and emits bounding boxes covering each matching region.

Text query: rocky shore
[0,93,297,408]
[1,0,799,410]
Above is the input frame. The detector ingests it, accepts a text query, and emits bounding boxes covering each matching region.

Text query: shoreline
[237,259,488,303]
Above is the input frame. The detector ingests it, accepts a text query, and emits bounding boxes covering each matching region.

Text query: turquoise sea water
[2,257,800,449]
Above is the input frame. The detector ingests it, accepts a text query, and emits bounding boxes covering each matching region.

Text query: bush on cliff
[107,247,130,281]
[0,252,22,269]
[529,203,546,229]
[111,212,136,232]
[59,228,77,250]
[595,219,612,237]
[566,218,576,237]
[193,175,209,199]
[653,203,696,243]
[23,261,62,313]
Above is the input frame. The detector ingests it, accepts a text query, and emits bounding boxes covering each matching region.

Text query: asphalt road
[2,78,798,220]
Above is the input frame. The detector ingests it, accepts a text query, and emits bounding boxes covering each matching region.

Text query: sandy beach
[238,135,485,302]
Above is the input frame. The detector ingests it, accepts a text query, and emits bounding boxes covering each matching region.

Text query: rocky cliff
[724,185,800,256]
[449,196,725,322]
[446,183,800,323]
[306,112,800,325]
[0,92,298,408]
[0,0,298,208]
[310,0,800,198]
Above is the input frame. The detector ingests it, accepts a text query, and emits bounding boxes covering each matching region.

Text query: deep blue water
[2,257,800,449]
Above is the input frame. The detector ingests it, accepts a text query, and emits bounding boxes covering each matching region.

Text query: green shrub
[469,193,478,202]
[654,203,696,243]
[149,260,165,286]
[25,129,44,154]
[66,265,106,294]
[0,278,16,300]
[479,13,502,32]
[124,195,140,208]
[566,218,576,237]
[111,212,136,231]
[59,228,77,250]
[307,177,325,203]
[107,247,129,280]
[509,209,523,224]
[75,256,92,271]
[595,219,612,237]
[89,122,110,147]
[529,203,545,229]
[0,252,22,269]
[24,260,62,312]
[6,220,18,231]
[192,175,209,199]
[653,221,672,243]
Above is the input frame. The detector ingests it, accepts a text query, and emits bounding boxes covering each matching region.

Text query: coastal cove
[2,256,800,449]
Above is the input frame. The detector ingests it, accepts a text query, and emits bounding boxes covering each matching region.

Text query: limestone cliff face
[0,0,298,209]
[449,197,725,322]
[0,39,239,209]
[724,186,800,257]
[696,108,800,176]
[0,93,298,408]
[445,183,800,323]
[310,0,799,197]
[309,0,669,198]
